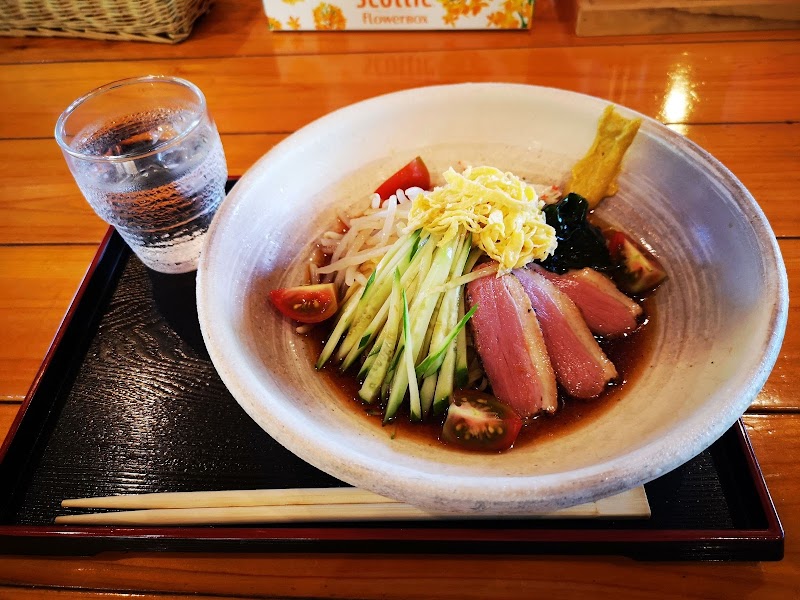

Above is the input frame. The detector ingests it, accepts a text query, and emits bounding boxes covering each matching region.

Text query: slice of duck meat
[528,264,643,337]
[513,268,617,399]
[466,273,558,418]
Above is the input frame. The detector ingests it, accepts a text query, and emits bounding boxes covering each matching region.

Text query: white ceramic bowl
[197,83,788,514]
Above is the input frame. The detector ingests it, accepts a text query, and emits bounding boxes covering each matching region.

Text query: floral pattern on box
[263,0,534,30]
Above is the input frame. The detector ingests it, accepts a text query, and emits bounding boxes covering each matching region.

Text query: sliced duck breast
[513,268,617,399]
[466,273,558,418]
[529,264,643,337]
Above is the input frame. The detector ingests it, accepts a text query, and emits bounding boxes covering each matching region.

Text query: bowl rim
[197,82,789,512]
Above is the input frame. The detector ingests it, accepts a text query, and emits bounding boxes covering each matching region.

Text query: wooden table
[1,0,799,597]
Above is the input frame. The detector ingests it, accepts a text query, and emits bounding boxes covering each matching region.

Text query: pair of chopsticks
[55,486,651,525]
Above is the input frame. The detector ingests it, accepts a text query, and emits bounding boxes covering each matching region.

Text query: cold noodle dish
[268,106,667,453]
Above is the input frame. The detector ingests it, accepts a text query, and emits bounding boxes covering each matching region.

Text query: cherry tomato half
[605,229,667,294]
[441,390,523,452]
[374,157,431,202]
[269,283,338,324]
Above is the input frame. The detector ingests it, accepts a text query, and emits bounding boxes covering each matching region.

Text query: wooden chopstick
[55,486,651,525]
[61,487,396,509]
[55,502,442,525]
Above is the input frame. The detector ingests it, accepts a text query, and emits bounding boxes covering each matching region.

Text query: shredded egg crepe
[404,165,557,274]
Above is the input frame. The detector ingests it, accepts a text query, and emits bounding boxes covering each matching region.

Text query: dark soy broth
[304,295,657,453]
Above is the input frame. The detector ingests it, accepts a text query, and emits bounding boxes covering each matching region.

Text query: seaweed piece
[539,193,613,274]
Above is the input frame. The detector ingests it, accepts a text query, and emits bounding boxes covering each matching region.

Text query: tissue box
[263,0,534,30]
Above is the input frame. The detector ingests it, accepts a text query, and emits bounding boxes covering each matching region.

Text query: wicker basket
[0,0,214,44]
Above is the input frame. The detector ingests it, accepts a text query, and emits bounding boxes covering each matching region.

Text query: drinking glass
[55,75,228,273]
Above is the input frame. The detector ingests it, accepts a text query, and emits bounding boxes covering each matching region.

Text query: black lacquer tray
[0,210,784,560]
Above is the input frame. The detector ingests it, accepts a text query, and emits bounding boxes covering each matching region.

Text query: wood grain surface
[0,0,798,597]
[2,41,800,141]
[576,0,800,36]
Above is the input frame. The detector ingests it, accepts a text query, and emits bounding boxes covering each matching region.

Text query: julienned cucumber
[417,235,472,380]
[351,236,435,375]
[334,232,421,364]
[316,285,364,369]
[402,289,422,421]
[454,294,470,388]
[357,270,402,403]
[454,247,483,387]
[417,234,466,416]
[318,228,479,422]
[416,304,478,379]
[383,235,458,421]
